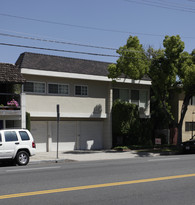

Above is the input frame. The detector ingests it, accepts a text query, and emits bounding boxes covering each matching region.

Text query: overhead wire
[0,32,146,54]
[0,42,119,58]
[124,0,195,13]
[0,42,193,61]
[0,12,195,39]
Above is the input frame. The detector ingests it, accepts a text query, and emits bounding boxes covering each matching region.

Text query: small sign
[155,138,161,145]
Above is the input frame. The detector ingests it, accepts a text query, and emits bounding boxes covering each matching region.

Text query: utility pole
[56,104,60,160]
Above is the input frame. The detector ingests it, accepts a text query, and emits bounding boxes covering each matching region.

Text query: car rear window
[4,131,18,142]
[19,131,30,141]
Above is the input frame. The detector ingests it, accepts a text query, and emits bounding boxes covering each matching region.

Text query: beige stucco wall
[25,95,106,118]
[177,92,195,142]
[23,75,108,118]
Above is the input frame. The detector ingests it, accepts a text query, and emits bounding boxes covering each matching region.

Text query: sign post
[56,104,60,160]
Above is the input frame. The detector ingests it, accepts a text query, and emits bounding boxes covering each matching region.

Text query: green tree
[177,50,195,145]
[108,36,149,80]
[149,35,185,129]
[108,35,195,146]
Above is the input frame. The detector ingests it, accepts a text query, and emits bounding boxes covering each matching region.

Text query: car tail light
[32,142,36,148]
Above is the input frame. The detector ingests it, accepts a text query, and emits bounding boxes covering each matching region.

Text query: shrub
[112,100,152,147]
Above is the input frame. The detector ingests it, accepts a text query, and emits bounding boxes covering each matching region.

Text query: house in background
[170,90,195,143]
[0,63,26,129]
[16,52,151,152]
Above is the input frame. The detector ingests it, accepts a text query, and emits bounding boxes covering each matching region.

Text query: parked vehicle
[0,129,36,165]
[181,135,195,153]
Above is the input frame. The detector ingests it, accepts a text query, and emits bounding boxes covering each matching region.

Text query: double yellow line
[1,173,195,200]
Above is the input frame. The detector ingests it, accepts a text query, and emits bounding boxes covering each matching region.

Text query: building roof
[0,63,25,83]
[16,52,151,81]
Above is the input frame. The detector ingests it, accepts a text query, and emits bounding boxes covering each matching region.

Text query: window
[6,120,20,129]
[75,85,88,96]
[130,90,148,110]
[48,83,69,95]
[185,122,195,132]
[24,82,45,94]
[131,90,139,106]
[189,96,195,106]
[113,88,129,102]
[4,131,18,142]
[139,90,148,109]
[19,131,30,141]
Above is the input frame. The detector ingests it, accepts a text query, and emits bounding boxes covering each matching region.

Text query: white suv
[0,129,36,165]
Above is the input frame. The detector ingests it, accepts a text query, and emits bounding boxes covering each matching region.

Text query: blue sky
[0,0,195,64]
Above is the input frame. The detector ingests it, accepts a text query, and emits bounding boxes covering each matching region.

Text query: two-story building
[16,52,151,152]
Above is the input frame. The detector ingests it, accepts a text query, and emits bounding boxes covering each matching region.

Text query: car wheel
[15,151,29,166]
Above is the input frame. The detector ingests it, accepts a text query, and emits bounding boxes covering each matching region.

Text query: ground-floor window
[185,122,195,132]
[0,120,21,129]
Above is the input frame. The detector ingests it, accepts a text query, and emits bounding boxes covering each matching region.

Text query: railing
[0,93,21,110]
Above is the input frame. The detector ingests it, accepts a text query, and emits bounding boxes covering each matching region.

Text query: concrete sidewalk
[30,150,161,164]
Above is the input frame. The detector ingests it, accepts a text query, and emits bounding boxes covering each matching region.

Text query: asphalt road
[0,154,195,205]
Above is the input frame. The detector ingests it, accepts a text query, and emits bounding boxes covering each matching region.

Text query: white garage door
[31,120,104,152]
[31,121,47,152]
[80,121,103,150]
[51,121,77,151]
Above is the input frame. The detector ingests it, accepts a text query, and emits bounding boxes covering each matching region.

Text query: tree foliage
[108,36,149,80]
[108,34,195,145]
[149,35,185,129]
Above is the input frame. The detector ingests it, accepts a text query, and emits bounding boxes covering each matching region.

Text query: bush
[112,100,152,147]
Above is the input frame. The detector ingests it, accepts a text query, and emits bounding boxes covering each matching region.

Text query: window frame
[24,81,46,94]
[130,89,140,106]
[113,88,129,102]
[74,85,88,96]
[185,122,195,132]
[48,83,69,96]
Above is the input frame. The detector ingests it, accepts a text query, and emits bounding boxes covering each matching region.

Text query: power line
[0,42,192,61]
[1,12,195,39]
[124,0,195,13]
[0,42,119,58]
[0,32,146,54]
[0,32,116,51]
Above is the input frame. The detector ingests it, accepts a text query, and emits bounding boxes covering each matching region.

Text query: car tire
[15,151,29,166]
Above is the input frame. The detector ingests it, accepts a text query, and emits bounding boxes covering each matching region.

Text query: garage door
[31,121,47,152]
[31,120,104,152]
[51,121,77,151]
[80,121,103,150]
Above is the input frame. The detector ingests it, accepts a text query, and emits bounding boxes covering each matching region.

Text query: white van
[0,129,36,165]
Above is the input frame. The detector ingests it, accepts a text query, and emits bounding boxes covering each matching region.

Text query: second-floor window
[48,83,69,95]
[24,82,45,94]
[75,85,88,96]
[113,88,148,110]
[113,88,129,102]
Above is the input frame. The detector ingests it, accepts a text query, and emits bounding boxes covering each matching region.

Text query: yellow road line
[1,173,195,200]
